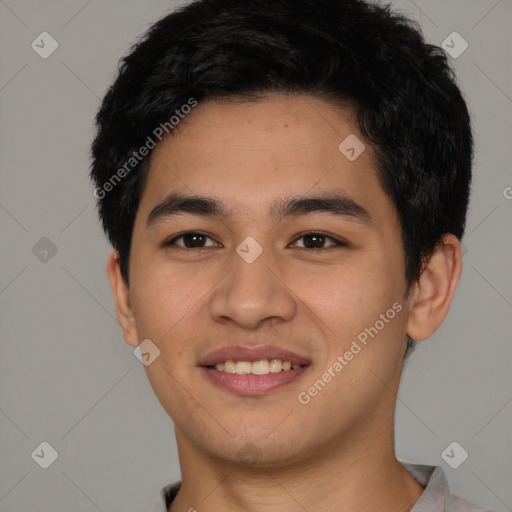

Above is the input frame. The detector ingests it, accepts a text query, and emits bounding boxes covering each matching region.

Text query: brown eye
[291,232,346,249]
[165,232,220,249]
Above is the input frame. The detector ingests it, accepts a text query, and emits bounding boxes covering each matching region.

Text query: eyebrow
[146,191,372,227]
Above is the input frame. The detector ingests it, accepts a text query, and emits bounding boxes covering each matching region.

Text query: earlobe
[106,250,140,347]
[406,234,463,341]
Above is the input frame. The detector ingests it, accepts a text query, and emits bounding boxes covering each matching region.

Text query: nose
[209,248,297,329]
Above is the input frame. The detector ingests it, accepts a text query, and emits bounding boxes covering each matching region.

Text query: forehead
[137,94,394,224]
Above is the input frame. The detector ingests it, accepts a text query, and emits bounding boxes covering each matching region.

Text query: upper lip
[198,345,311,367]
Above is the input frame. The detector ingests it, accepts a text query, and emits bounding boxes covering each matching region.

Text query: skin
[107,93,462,512]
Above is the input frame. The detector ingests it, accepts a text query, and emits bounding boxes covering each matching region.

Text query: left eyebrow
[270,192,372,224]
[146,191,372,227]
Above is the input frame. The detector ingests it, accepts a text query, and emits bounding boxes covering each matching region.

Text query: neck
[169,419,424,512]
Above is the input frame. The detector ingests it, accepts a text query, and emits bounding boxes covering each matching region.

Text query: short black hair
[90,0,473,291]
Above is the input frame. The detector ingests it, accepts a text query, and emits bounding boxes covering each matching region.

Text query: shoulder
[448,493,497,512]
[400,461,496,512]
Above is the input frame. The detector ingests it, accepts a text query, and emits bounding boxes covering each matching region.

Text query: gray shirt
[150,462,495,511]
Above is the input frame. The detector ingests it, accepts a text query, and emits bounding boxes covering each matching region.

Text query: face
[115,94,415,467]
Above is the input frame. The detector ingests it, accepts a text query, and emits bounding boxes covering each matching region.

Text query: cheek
[301,259,405,376]
[303,260,392,326]
[130,263,204,340]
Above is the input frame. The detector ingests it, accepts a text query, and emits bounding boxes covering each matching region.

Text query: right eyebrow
[146,193,233,227]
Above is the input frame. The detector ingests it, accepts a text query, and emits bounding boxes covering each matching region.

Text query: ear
[106,250,140,347]
[406,234,463,341]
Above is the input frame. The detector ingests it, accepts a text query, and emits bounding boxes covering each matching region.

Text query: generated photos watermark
[93,97,198,199]
[298,301,403,405]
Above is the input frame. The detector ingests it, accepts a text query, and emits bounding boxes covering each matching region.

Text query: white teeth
[235,361,252,374]
[269,359,282,372]
[224,361,236,373]
[210,359,303,375]
[251,359,270,375]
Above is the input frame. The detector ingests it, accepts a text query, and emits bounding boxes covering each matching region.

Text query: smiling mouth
[200,360,310,396]
[204,359,308,375]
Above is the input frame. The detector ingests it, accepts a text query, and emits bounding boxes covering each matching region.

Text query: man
[90,0,493,510]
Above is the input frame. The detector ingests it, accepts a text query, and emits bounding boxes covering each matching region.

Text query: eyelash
[163,231,348,250]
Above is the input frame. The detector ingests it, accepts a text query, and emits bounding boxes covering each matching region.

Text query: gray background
[0,0,511,511]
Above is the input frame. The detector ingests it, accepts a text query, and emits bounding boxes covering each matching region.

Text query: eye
[290,232,347,249]
[164,231,221,249]
[163,231,347,250]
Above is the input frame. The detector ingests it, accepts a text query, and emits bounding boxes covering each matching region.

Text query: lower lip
[200,366,309,396]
